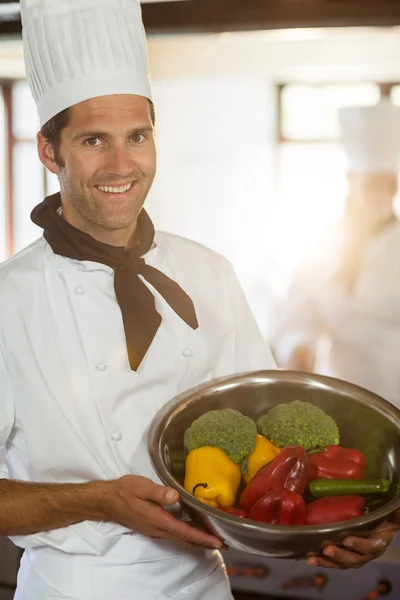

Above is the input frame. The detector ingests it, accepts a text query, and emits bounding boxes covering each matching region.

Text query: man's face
[41,94,156,238]
[348,172,398,223]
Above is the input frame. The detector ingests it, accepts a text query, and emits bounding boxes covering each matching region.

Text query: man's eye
[85,138,100,146]
[131,134,146,143]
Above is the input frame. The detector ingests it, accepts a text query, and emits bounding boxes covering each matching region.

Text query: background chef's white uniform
[273,101,400,408]
[0,1,276,598]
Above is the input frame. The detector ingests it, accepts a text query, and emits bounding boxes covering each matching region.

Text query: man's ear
[37,132,61,175]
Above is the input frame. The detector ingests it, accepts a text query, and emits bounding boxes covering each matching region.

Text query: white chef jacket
[273,220,400,407]
[0,230,275,600]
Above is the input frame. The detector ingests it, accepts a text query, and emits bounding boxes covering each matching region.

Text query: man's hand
[100,474,224,550]
[307,510,400,569]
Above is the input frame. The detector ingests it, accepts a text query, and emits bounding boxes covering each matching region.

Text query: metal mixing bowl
[148,370,400,558]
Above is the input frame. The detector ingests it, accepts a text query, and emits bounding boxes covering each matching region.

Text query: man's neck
[61,203,136,248]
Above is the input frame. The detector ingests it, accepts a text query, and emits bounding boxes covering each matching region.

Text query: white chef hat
[20,0,153,127]
[338,100,400,174]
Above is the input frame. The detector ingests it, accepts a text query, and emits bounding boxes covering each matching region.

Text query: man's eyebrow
[72,125,154,141]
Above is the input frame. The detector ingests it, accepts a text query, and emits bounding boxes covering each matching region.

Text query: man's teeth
[97,183,132,193]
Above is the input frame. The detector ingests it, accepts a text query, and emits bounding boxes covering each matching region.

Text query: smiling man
[0,1,277,598]
[0,1,398,599]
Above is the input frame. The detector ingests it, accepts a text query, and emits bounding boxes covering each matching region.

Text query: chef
[273,98,400,408]
[0,1,397,596]
[0,1,275,598]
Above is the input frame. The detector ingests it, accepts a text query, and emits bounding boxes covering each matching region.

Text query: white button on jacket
[0,231,275,600]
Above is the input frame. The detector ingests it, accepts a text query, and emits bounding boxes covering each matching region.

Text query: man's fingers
[156,526,223,550]
[137,508,223,549]
[341,535,390,558]
[151,529,222,551]
[149,528,200,549]
[122,477,225,549]
[372,521,399,535]
[322,545,370,568]
[308,556,342,569]
[320,539,337,550]
[145,503,223,548]
[130,475,179,504]
[309,521,399,571]
[308,545,366,570]
[340,524,396,558]
[162,516,224,549]
[137,481,179,505]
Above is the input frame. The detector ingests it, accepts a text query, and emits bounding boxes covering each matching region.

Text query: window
[280,83,381,141]
[1,80,60,257]
[273,82,399,293]
[0,90,5,262]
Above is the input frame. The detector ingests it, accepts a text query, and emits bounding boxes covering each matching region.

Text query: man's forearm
[0,478,113,536]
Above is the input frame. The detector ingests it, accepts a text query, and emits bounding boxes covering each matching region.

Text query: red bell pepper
[240,446,310,510]
[306,495,365,525]
[322,446,366,468]
[309,446,365,481]
[249,489,306,526]
[284,446,310,496]
[219,506,248,519]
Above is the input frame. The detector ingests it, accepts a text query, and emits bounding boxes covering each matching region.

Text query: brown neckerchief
[31,193,199,370]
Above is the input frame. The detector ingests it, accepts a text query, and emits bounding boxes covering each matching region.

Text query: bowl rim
[148,369,400,536]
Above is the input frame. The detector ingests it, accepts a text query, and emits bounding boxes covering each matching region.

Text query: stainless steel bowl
[148,370,400,558]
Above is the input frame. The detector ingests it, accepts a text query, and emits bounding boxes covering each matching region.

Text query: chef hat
[338,100,400,174]
[20,0,153,127]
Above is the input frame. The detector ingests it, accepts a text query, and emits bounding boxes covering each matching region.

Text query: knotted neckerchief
[31,193,199,370]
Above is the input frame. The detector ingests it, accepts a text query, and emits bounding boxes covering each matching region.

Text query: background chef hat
[20,0,153,127]
[338,100,400,174]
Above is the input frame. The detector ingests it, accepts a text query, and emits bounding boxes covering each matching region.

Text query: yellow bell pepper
[184,446,241,508]
[244,434,281,483]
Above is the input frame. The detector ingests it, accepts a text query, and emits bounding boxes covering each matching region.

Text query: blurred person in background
[273,98,400,408]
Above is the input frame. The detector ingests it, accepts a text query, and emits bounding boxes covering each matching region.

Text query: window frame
[1,78,49,257]
[277,81,400,144]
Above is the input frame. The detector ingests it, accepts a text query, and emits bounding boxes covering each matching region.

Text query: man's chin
[92,215,138,231]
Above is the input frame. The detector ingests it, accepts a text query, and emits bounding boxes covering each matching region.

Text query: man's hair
[40,99,156,166]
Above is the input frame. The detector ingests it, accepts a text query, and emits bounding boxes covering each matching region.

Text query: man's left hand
[307,510,400,570]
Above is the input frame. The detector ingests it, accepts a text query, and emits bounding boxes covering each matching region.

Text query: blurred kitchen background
[1,1,400,599]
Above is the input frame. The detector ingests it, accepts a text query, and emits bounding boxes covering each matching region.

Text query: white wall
[147,27,400,82]
[3,27,400,332]
[147,77,277,279]
[145,27,400,333]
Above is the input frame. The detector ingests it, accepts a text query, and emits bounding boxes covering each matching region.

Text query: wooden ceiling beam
[141,0,400,33]
[0,0,400,36]
[0,21,20,36]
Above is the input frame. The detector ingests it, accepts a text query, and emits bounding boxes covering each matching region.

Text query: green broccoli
[257,401,339,451]
[184,408,257,464]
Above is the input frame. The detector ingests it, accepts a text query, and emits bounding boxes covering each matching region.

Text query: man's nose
[104,144,136,179]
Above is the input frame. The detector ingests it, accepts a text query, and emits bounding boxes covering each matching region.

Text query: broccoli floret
[184,409,257,464]
[257,401,339,451]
